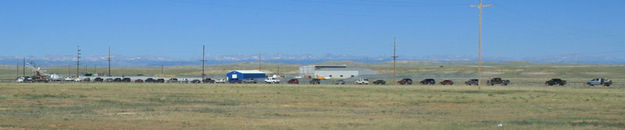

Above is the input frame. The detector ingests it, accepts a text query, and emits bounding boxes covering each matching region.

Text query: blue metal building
[226,70,266,83]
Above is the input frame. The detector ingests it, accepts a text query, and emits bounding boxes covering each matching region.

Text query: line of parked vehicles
[283,77,613,87]
[15,74,613,87]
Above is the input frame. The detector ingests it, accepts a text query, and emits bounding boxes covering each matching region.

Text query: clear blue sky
[1,0,623,58]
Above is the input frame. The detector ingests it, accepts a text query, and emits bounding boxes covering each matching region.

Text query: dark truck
[487,78,510,86]
[419,79,436,85]
[373,80,386,85]
[465,79,479,86]
[545,78,566,86]
[397,78,413,85]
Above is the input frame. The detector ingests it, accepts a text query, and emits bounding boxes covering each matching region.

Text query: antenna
[471,0,492,90]
[77,46,81,77]
[393,37,398,85]
[108,46,111,76]
[201,44,206,79]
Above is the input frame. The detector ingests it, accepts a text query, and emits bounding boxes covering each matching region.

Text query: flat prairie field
[0,83,624,129]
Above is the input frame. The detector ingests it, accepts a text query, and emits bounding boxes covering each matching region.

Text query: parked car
[214,79,226,84]
[587,78,612,87]
[93,77,104,82]
[545,78,566,86]
[335,80,346,85]
[113,78,123,82]
[203,78,215,83]
[288,79,299,84]
[373,80,386,85]
[145,78,156,83]
[440,80,454,85]
[420,79,436,85]
[122,78,131,82]
[191,79,202,83]
[465,79,479,85]
[134,79,144,83]
[398,78,413,85]
[487,78,510,86]
[242,79,257,84]
[167,78,178,83]
[156,78,165,83]
[354,78,369,85]
[310,79,321,85]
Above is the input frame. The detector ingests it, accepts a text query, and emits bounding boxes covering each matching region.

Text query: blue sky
[0,0,623,59]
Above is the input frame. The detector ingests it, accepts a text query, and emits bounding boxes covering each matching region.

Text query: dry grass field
[1,83,625,129]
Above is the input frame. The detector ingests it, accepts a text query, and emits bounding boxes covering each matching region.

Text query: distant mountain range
[0,54,623,66]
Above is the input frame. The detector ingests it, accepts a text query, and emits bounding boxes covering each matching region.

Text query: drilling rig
[16,61,62,82]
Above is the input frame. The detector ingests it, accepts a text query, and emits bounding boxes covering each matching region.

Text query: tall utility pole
[258,53,262,71]
[277,63,280,74]
[77,46,81,77]
[16,60,19,77]
[108,46,111,76]
[201,45,206,79]
[22,57,26,76]
[393,38,398,85]
[471,0,492,90]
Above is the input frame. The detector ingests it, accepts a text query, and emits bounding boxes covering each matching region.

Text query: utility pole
[16,60,19,77]
[67,65,70,77]
[258,53,262,71]
[108,46,111,76]
[201,44,206,79]
[471,0,492,90]
[22,57,26,76]
[277,63,280,75]
[393,38,398,85]
[77,46,81,77]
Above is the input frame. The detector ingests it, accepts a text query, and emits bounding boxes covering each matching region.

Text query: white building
[299,65,376,79]
[299,65,347,76]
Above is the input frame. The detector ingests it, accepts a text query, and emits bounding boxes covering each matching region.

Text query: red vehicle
[288,79,299,84]
[440,80,454,85]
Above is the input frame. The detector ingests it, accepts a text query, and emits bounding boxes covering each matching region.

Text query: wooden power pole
[108,46,111,76]
[202,45,206,79]
[393,38,398,85]
[471,0,492,90]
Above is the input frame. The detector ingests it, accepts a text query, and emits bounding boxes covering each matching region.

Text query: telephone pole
[201,44,206,79]
[22,57,26,76]
[16,60,19,77]
[108,46,111,76]
[471,0,492,90]
[393,38,398,85]
[258,53,262,71]
[77,46,81,77]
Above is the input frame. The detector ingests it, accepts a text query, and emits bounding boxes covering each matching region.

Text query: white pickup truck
[265,77,281,84]
[354,78,369,85]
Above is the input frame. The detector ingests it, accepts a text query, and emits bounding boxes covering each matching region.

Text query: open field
[1,83,625,129]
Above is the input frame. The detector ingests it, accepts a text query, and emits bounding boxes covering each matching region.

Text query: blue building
[226,70,266,83]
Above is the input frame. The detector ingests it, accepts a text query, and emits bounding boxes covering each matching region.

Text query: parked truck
[587,78,612,87]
